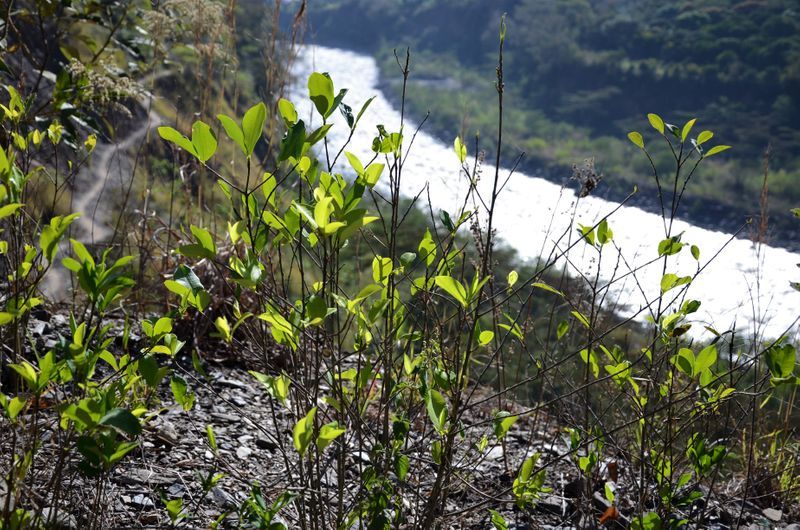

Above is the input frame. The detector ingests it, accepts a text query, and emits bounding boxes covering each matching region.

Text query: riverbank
[291,44,800,339]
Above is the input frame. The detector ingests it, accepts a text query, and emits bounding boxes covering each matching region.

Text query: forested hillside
[310,0,800,244]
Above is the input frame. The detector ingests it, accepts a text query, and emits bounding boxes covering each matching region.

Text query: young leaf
[765,344,796,379]
[170,376,195,411]
[507,270,518,289]
[681,118,697,142]
[703,145,731,158]
[489,509,508,530]
[434,276,468,307]
[206,425,217,452]
[158,126,196,157]
[493,411,518,440]
[418,229,437,267]
[293,407,317,456]
[99,408,141,436]
[425,390,448,434]
[647,113,665,135]
[372,256,393,284]
[191,121,217,162]
[317,421,345,451]
[242,102,267,157]
[627,131,644,149]
[597,219,613,245]
[217,114,246,155]
[557,320,569,340]
[696,130,713,145]
[478,330,495,346]
[308,72,334,117]
[277,98,298,126]
[454,136,467,163]
[694,344,717,376]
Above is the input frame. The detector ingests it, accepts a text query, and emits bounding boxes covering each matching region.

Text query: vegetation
[1,2,799,529]
[311,0,800,245]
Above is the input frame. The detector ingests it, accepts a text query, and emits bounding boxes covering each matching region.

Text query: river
[290,45,800,340]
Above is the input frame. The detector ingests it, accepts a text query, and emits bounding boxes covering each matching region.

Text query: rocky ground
[2,310,798,529]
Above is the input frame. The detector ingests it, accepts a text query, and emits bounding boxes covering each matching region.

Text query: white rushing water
[290,45,800,340]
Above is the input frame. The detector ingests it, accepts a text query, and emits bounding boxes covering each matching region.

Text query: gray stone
[762,507,782,522]
[486,445,504,461]
[130,493,154,508]
[39,506,78,529]
[236,446,252,459]
[210,487,237,509]
[168,483,185,497]
[218,377,248,389]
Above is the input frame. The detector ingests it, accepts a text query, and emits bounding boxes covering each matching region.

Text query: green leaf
[631,512,662,530]
[507,270,518,289]
[647,113,665,135]
[344,151,364,175]
[493,411,518,440]
[372,256,393,285]
[172,264,204,295]
[425,390,448,434]
[531,282,564,297]
[191,225,216,254]
[571,310,591,329]
[766,344,796,379]
[627,131,644,149]
[278,98,298,126]
[170,376,195,411]
[204,425,217,452]
[658,236,683,256]
[681,118,696,142]
[363,163,384,188]
[304,295,330,326]
[694,345,717,376]
[293,407,317,456]
[279,120,306,161]
[672,348,695,377]
[431,440,443,465]
[4,395,26,420]
[489,509,508,530]
[454,136,467,163]
[660,273,691,293]
[703,145,731,158]
[0,145,8,176]
[418,229,437,267]
[0,203,23,220]
[164,498,184,523]
[217,114,246,155]
[395,454,410,481]
[577,224,595,246]
[597,218,613,245]
[478,330,494,346]
[435,275,468,307]
[317,421,345,451]
[691,245,701,260]
[99,408,141,436]
[308,72,334,117]
[696,130,713,145]
[138,356,166,388]
[556,320,569,340]
[190,121,217,162]
[158,126,196,157]
[242,102,267,157]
